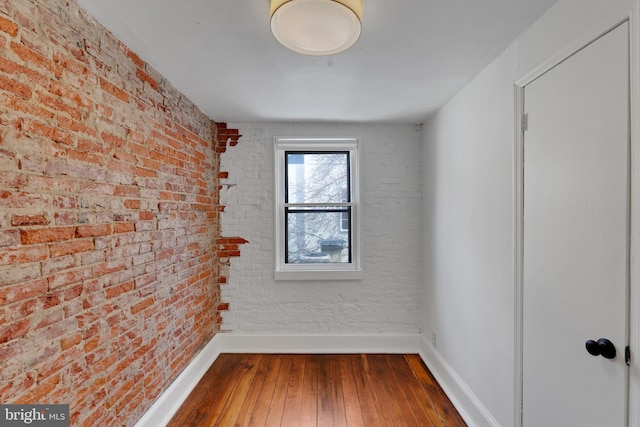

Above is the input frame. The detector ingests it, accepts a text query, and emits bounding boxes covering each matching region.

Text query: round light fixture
[270,0,363,56]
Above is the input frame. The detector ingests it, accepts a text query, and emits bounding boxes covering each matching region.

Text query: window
[274,138,362,280]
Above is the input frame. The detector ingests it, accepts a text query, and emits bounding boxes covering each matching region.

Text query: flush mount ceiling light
[270,0,363,56]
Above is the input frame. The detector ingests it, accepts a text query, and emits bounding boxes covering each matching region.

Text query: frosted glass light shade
[270,0,363,56]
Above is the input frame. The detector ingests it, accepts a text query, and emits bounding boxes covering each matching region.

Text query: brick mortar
[0,1,241,425]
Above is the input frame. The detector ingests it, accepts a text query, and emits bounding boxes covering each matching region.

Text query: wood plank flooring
[168,354,466,427]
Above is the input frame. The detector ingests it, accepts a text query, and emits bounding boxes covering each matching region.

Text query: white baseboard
[215,332,422,354]
[134,335,222,427]
[419,336,501,427]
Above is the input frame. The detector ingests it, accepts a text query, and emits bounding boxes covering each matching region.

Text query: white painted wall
[421,0,634,426]
[220,122,423,334]
[422,46,517,426]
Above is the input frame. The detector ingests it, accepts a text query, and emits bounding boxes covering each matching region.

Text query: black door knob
[585,338,616,359]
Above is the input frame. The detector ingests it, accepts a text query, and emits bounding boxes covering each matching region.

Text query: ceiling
[77,0,558,124]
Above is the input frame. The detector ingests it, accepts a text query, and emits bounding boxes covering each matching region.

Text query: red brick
[93,353,117,373]
[57,117,97,137]
[15,373,60,404]
[113,223,135,234]
[0,171,27,189]
[130,297,154,314]
[11,41,61,79]
[0,246,48,265]
[11,213,50,226]
[0,56,48,87]
[140,157,159,170]
[67,148,104,165]
[77,139,107,154]
[82,334,100,352]
[61,332,82,351]
[93,261,125,277]
[105,281,134,299]
[76,224,111,238]
[99,77,129,103]
[23,119,74,145]
[36,91,82,120]
[106,376,135,408]
[60,284,83,301]
[49,239,94,257]
[2,94,53,120]
[196,195,212,204]
[136,68,158,90]
[7,298,37,321]
[80,407,104,427]
[124,199,141,209]
[0,16,18,36]
[37,346,82,379]
[113,149,136,164]
[41,292,61,310]
[101,131,126,149]
[1,191,44,209]
[47,267,92,289]
[0,319,30,344]
[21,227,75,244]
[54,52,88,76]
[0,279,48,305]
[114,185,139,197]
[48,80,89,107]
[124,45,145,68]
[0,74,32,99]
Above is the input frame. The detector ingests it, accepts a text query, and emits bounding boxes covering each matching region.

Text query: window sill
[274,269,363,281]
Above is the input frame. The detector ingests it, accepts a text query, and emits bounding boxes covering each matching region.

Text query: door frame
[513,2,640,426]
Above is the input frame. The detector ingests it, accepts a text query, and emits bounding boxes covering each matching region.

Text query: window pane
[286,209,350,264]
[286,152,349,204]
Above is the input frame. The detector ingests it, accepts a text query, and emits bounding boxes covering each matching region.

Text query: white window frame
[274,137,362,281]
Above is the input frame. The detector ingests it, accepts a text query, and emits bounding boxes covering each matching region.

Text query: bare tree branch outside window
[285,152,351,264]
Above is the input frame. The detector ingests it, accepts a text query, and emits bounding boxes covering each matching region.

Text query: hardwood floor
[168,354,466,427]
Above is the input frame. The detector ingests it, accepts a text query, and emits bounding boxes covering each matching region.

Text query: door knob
[585,338,616,359]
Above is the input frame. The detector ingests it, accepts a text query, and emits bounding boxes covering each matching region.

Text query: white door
[523,22,630,426]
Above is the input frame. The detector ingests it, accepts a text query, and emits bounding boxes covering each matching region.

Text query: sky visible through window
[285,152,351,263]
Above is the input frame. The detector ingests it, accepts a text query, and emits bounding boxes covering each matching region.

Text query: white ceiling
[77,0,558,124]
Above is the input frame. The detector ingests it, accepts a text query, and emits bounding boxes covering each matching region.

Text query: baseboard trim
[215,332,422,354]
[419,337,501,427]
[134,335,222,427]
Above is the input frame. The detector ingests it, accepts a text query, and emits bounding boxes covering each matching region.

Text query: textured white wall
[220,122,423,334]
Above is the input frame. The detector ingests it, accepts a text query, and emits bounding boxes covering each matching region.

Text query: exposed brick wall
[0,0,239,425]
[212,123,246,325]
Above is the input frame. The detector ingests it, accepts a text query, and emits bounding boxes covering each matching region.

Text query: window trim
[274,137,362,281]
